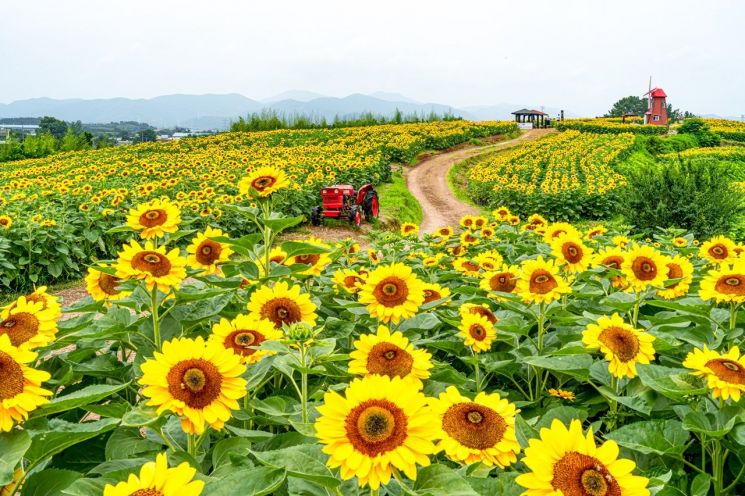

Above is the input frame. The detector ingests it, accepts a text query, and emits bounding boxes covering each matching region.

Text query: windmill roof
[644,88,667,98]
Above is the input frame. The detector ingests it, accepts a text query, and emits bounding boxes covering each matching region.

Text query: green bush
[678,118,721,147]
[620,158,744,238]
[645,134,699,155]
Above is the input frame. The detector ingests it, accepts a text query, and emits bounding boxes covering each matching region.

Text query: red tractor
[310,183,379,227]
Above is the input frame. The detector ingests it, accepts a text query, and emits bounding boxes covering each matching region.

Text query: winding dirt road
[405,128,554,234]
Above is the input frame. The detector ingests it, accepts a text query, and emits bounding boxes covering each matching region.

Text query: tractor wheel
[349,206,362,227]
[363,190,379,220]
[311,206,322,226]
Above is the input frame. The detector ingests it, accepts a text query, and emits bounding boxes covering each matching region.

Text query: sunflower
[672,237,688,248]
[593,247,628,289]
[0,296,58,349]
[85,266,130,302]
[103,453,204,496]
[621,244,667,292]
[527,213,547,228]
[612,235,630,249]
[348,325,432,388]
[700,235,737,265]
[0,469,22,496]
[368,249,381,265]
[459,231,480,247]
[286,236,332,276]
[210,314,282,364]
[115,240,186,293]
[507,215,520,226]
[480,265,519,297]
[459,313,496,353]
[139,336,247,434]
[247,281,318,329]
[334,268,366,294]
[126,198,181,239]
[421,282,451,304]
[315,375,437,490]
[551,233,594,273]
[0,334,51,431]
[7,286,61,320]
[430,386,520,468]
[543,222,580,243]
[585,224,608,240]
[460,216,476,229]
[492,206,511,220]
[474,250,504,271]
[0,216,11,230]
[699,260,745,304]
[516,257,571,305]
[186,226,233,275]
[683,345,745,401]
[400,223,419,237]
[358,263,425,324]
[481,227,495,238]
[435,226,454,238]
[582,313,655,379]
[657,255,694,300]
[472,216,488,229]
[453,257,481,276]
[516,419,650,496]
[548,388,575,401]
[238,166,289,197]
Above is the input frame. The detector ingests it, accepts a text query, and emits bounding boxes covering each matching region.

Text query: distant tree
[606,96,648,117]
[39,116,68,140]
[21,132,57,158]
[60,128,80,151]
[69,120,84,135]
[134,129,157,143]
[95,134,116,149]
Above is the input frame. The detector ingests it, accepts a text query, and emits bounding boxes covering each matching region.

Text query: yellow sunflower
[459,302,498,324]
[621,244,667,292]
[683,345,745,401]
[548,388,575,401]
[5,286,61,321]
[585,224,608,240]
[700,235,737,265]
[593,247,628,289]
[400,223,419,237]
[657,255,694,300]
[435,226,454,238]
[430,386,520,468]
[0,216,11,230]
[526,213,547,229]
[492,206,512,221]
[348,325,432,389]
[286,236,332,276]
[672,237,688,248]
[139,336,247,435]
[421,282,451,305]
[210,314,282,364]
[186,226,233,275]
[85,266,130,302]
[480,264,520,297]
[516,419,650,496]
[0,334,51,431]
[613,235,630,249]
[334,268,366,294]
[247,281,318,329]
[582,313,655,379]
[238,166,289,197]
[115,240,186,293]
[103,453,204,496]
[453,257,481,276]
[543,222,580,243]
[474,250,504,271]
[515,257,571,305]
[315,375,437,490]
[358,263,425,324]
[699,260,745,304]
[368,249,381,265]
[460,215,476,229]
[551,233,594,273]
[0,296,58,349]
[126,198,181,239]
[459,313,496,353]
[459,231,480,247]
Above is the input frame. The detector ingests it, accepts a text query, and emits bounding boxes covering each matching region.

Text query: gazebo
[511,108,548,127]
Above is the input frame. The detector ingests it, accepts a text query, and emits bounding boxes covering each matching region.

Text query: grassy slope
[377,170,423,226]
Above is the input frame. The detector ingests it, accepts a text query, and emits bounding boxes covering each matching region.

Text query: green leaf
[264,215,304,234]
[682,411,737,438]
[281,241,332,259]
[522,354,594,380]
[637,364,707,400]
[212,437,254,469]
[21,469,81,496]
[690,473,711,496]
[605,420,689,457]
[26,418,120,465]
[61,478,109,496]
[204,467,286,496]
[0,430,31,485]
[251,444,339,489]
[413,464,479,496]
[30,383,128,419]
[534,406,588,430]
[121,404,162,428]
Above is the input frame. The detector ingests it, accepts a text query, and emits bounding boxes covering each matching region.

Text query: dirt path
[405,128,555,234]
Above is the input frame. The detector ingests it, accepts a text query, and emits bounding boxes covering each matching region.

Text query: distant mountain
[0,93,575,130]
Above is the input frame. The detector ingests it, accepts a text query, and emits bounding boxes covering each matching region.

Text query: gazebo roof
[511,108,547,116]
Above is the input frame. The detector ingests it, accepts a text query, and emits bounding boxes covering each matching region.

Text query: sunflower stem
[607,375,619,431]
[533,303,547,401]
[711,439,724,496]
[150,286,161,351]
[631,292,641,328]
[187,433,197,457]
[472,348,482,393]
[729,302,739,332]
[299,344,309,424]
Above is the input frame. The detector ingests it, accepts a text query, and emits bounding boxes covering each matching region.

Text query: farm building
[644,87,668,125]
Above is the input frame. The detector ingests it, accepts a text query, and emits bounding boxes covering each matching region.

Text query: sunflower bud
[286,322,314,343]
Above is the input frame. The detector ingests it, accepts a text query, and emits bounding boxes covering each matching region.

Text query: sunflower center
[529,270,559,294]
[563,243,583,263]
[0,351,24,400]
[441,402,506,450]
[224,329,264,357]
[665,263,684,289]
[138,209,167,228]
[706,359,745,385]
[602,256,623,270]
[25,293,48,309]
[631,256,657,280]
[346,399,407,456]
[709,245,728,259]
[261,297,303,328]
[469,324,487,341]
[367,342,414,378]
[99,274,122,295]
[295,254,321,266]
[252,176,276,191]
[551,452,621,496]
[469,306,498,324]
[196,240,222,265]
[462,261,480,272]
[715,275,745,295]
[0,312,40,347]
[373,277,409,307]
[489,272,516,293]
[598,326,640,362]
[343,276,362,289]
[129,489,163,496]
[131,251,172,277]
[167,359,223,409]
[423,289,441,303]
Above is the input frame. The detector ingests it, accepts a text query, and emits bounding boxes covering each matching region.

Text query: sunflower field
[701,119,745,143]
[465,130,635,220]
[0,120,516,292]
[557,118,667,135]
[2,173,745,496]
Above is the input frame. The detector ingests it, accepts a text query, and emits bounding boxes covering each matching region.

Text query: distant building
[511,109,549,129]
[644,88,668,125]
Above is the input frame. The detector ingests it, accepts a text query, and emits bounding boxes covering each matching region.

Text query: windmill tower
[643,78,668,125]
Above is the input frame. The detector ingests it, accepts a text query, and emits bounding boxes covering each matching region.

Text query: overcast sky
[1,0,743,116]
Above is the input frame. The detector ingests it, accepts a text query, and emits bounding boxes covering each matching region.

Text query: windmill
[643,77,668,126]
